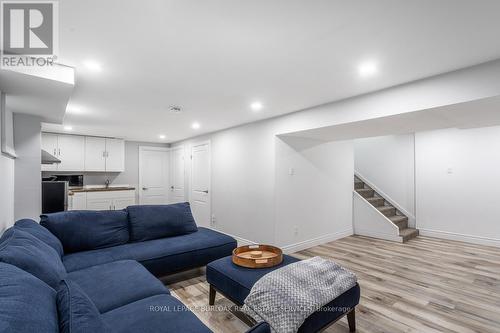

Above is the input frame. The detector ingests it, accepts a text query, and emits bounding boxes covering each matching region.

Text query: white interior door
[139,147,169,205]
[169,146,185,204]
[190,142,211,228]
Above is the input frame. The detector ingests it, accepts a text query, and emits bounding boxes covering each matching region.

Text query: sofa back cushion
[57,279,109,333]
[0,228,67,289]
[127,203,198,242]
[15,218,64,256]
[40,210,130,253]
[0,262,59,333]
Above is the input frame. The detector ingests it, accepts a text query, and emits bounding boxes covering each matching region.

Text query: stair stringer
[354,170,415,228]
[353,191,403,242]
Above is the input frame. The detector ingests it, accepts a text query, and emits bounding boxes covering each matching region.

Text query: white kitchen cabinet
[86,197,114,210]
[41,133,59,171]
[41,133,125,173]
[86,190,135,210]
[105,138,125,172]
[41,133,85,172]
[70,192,87,210]
[57,135,85,171]
[113,197,136,210]
[84,137,106,171]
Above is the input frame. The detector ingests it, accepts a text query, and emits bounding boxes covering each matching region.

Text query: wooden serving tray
[232,244,283,268]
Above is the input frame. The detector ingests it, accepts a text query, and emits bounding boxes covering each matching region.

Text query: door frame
[169,145,186,203]
[190,140,212,226]
[138,146,169,204]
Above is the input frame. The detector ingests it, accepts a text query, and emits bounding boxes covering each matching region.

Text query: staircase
[354,176,418,242]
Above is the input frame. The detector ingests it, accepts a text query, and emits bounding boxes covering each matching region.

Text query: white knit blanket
[242,256,357,333]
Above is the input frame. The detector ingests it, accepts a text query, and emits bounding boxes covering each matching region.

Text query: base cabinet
[69,190,135,211]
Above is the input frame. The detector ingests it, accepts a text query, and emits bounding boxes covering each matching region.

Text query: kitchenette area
[41,132,138,214]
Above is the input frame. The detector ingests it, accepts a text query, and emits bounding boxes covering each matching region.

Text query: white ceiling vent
[169,105,182,113]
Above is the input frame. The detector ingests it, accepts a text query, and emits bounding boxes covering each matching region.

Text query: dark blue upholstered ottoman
[206,255,360,332]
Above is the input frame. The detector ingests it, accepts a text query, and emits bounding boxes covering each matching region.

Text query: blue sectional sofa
[0,202,259,333]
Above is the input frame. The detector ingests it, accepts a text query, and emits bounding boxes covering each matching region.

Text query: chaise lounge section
[0,202,239,332]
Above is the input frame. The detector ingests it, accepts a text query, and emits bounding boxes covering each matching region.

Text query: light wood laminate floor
[162,236,500,333]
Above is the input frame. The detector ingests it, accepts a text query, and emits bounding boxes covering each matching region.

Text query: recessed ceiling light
[358,61,378,77]
[250,101,263,112]
[83,60,102,72]
[63,125,73,131]
[159,134,166,139]
[191,122,200,129]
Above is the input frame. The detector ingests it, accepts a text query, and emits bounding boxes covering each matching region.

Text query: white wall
[173,60,500,248]
[14,113,42,221]
[354,134,415,224]
[416,126,500,246]
[0,154,15,231]
[176,120,278,245]
[275,137,354,250]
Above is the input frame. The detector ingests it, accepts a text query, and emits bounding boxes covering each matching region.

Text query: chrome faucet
[105,179,110,188]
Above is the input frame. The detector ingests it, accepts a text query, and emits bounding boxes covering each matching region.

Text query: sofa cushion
[0,262,58,333]
[62,227,237,276]
[67,260,170,313]
[0,228,67,289]
[57,279,109,333]
[127,203,198,242]
[15,218,64,256]
[101,294,212,333]
[41,210,129,253]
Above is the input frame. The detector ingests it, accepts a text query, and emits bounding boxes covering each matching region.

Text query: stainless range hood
[41,149,61,165]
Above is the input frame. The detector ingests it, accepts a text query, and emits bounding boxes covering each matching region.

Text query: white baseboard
[353,228,403,243]
[281,228,353,254]
[419,228,500,248]
[208,226,353,253]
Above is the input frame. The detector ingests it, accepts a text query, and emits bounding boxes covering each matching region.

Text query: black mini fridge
[42,181,68,213]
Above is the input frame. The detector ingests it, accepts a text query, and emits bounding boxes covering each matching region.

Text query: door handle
[202,190,209,194]
[170,186,174,190]
[142,187,148,191]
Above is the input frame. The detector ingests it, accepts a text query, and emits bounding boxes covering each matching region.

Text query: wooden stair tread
[389,215,407,222]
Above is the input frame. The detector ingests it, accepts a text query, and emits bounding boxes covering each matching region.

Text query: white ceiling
[42,0,500,142]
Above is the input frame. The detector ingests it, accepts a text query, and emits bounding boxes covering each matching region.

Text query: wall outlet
[293,226,299,236]
[211,214,216,227]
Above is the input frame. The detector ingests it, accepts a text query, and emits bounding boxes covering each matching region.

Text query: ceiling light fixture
[191,122,200,130]
[250,101,263,112]
[83,60,102,72]
[63,125,73,131]
[159,134,166,139]
[358,61,378,77]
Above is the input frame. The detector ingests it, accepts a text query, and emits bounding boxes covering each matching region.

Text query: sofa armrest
[245,322,271,333]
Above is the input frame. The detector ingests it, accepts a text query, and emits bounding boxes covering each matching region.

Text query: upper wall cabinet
[42,133,125,172]
[41,133,85,172]
[105,138,125,172]
[84,137,106,171]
